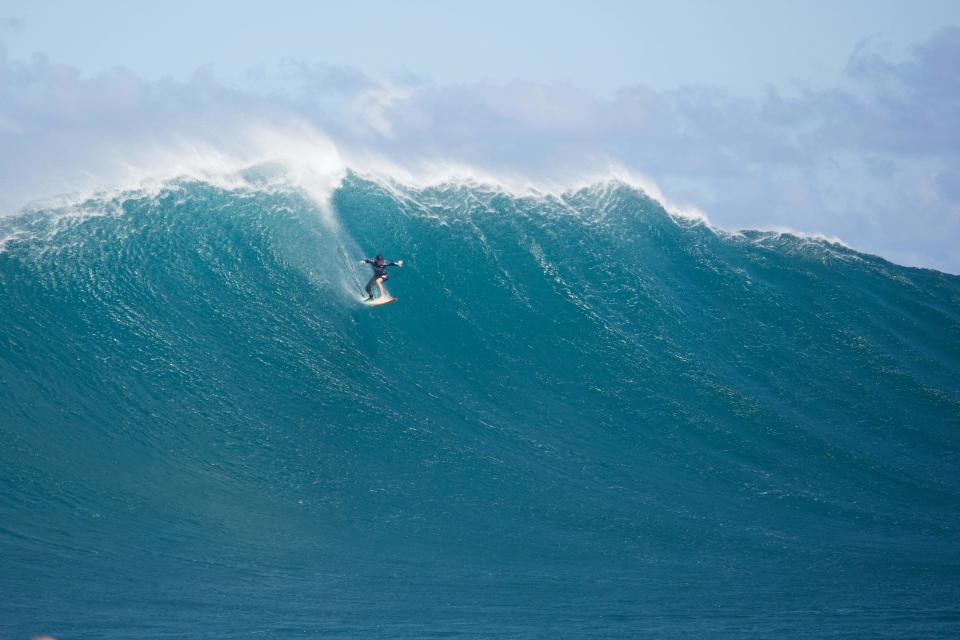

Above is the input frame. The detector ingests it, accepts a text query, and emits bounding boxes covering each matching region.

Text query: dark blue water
[2,173,959,638]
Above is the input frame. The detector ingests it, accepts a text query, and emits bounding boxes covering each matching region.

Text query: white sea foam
[746,226,850,248]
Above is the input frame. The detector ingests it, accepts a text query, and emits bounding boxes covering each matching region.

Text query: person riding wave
[360,254,403,300]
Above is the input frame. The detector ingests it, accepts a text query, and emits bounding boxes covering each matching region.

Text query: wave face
[2,172,960,638]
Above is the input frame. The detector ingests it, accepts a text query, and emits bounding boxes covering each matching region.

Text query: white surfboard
[363,296,398,307]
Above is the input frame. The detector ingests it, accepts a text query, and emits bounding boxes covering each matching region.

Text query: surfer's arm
[387,260,403,268]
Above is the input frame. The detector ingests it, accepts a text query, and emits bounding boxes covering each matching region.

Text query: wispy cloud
[0,28,958,272]
[0,17,24,33]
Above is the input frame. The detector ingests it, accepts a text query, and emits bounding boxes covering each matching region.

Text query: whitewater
[1,167,959,638]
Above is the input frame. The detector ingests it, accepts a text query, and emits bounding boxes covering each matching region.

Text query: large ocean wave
[2,170,959,638]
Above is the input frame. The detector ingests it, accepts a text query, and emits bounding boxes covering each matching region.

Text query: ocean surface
[2,171,959,638]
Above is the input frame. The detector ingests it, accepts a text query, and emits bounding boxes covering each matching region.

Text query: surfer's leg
[376,277,386,297]
[365,276,376,299]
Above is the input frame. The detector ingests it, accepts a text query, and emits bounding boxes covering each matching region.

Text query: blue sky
[4,0,958,95]
[2,1,960,271]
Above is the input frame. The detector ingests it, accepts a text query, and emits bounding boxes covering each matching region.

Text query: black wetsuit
[363,258,400,295]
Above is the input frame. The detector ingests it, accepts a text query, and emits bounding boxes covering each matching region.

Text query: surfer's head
[375,254,384,262]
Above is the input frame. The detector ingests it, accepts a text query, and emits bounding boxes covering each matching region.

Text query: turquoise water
[2,173,959,638]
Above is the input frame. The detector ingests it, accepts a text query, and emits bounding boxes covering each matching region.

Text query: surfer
[360,254,403,300]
